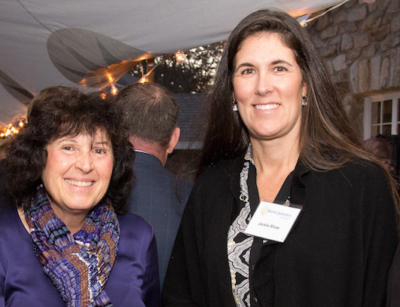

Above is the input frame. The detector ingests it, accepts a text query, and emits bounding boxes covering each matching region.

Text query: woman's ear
[302,82,308,98]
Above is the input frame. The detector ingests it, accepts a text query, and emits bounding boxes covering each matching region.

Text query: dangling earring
[301,96,307,106]
[232,100,238,111]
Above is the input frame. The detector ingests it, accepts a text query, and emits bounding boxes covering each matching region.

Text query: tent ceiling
[0,0,348,129]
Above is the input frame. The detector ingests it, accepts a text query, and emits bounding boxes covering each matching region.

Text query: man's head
[116,83,180,164]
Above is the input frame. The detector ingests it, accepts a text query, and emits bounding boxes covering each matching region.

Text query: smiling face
[232,32,307,145]
[41,129,114,226]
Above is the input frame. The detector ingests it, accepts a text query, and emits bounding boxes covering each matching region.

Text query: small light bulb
[139,76,148,84]
[111,84,118,96]
[175,51,187,63]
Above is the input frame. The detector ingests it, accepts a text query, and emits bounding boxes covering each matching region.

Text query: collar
[226,154,310,229]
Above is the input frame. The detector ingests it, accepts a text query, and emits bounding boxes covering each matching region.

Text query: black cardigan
[163,156,398,307]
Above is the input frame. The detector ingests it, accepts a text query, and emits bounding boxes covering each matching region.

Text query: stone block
[391,15,400,32]
[348,48,362,61]
[333,71,349,84]
[368,25,391,41]
[310,35,328,49]
[382,34,400,52]
[316,14,330,31]
[388,0,400,12]
[345,1,356,9]
[333,54,347,71]
[370,55,381,90]
[334,10,348,25]
[341,34,353,51]
[329,36,342,45]
[358,59,371,92]
[382,15,391,26]
[390,47,400,87]
[362,43,377,58]
[366,1,378,12]
[348,5,367,22]
[350,60,359,93]
[319,45,337,58]
[321,25,339,39]
[378,0,390,10]
[361,11,383,32]
[354,33,370,48]
[383,49,396,58]
[380,57,390,88]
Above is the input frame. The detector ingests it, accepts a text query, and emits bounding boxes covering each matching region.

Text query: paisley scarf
[25,185,120,307]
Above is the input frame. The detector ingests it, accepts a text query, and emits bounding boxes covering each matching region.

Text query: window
[363,92,400,140]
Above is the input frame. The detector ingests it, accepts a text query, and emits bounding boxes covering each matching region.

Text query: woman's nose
[75,152,93,173]
[255,71,272,96]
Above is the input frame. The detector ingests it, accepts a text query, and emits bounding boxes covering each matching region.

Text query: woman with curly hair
[0,86,160,307]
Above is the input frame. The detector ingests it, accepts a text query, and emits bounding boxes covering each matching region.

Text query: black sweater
[163,156,398,307]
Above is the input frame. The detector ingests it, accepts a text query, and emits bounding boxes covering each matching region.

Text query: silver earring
[301,96,307,106]
[232,100,238,111]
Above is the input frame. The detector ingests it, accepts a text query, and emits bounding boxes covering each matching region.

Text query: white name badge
[244,201,302,242]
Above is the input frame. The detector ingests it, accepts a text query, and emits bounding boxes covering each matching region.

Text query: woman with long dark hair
[163,9,398,307]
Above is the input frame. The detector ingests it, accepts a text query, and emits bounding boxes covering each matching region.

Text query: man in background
[116,83,193,287]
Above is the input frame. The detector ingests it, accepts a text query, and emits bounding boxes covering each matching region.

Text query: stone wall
[306,0,400,136]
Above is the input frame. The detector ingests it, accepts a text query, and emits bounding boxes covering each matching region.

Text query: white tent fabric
[0,0,348,129]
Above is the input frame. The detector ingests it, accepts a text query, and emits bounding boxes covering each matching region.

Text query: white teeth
[65,179,93,187]
[255,104,279,110]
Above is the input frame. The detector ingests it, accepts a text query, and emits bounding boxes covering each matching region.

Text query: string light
[139,75,148,83]
[110,83,118,95]
[0,118,27,139]
[175,51,187,63]
[107,73,114,83]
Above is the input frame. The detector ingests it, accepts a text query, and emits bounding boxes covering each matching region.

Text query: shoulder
[0,205,18,229]
[133,152,164,171]
[118,212,154,234]
[196,156,242,186]
[117,212,155,244]
[114,213,157,272]
[303,158,386,184]
[328,158,387,187]
[189,157,242,206]
[304,158,393,207]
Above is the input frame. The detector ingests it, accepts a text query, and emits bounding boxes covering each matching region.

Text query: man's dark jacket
[128,151,193,288]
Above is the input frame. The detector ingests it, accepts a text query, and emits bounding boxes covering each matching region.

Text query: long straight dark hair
[197,8,400,221]
[200,9,367,173]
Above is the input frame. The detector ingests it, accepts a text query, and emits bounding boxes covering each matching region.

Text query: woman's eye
[274,66,287,72]
[62,146,73,151]
[94,148,106,154]
[242,68,255,75]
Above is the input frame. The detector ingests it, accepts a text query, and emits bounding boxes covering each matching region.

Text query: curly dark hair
[1,86,134,214]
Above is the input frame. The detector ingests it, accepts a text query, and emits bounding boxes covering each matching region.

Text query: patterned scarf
[25,185,120,307]
[228,145,254,306]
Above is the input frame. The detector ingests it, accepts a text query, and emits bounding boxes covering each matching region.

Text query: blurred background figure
[0,87,160,307]
[116,82,193,288]
[363,137,394,173]
[0,139,10,160]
